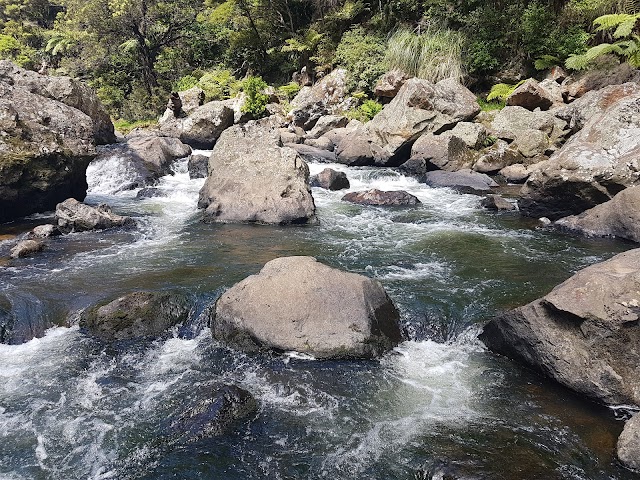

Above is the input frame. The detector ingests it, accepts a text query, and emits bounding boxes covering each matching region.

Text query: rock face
[519,92,640,219]
[171,384,257,443]
[555,186,640,243]
[423,169,498,194]
[198,120,316,225]
[93,135,191,191]
[618,413,640,472]
[9,239,45,259]
[480,248,640,406]
[188,154,209,179]
[212,256,403,359]
[0,60,115,144]
[0,81,96,223]
[563,60,639,99]
[159,100,234,148]
[342,189,421,206]
[55,198,135,233]
[310,168,350,190]
[80,291,191,341]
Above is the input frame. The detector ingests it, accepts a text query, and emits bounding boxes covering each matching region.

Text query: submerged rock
[481,195,515,211]
[422,169,498,195]
[342,189,420,206]
[55,198,135,233]
[80,291,191,341]
[480,248,640,406]
[212,256,403,359]
[555,186,640,243]
[171,384,257,443]
[136,187,165,199]
[310,168,350,190]
[618,413,640,472]
[198,120,317,225]
[9,239,45,259]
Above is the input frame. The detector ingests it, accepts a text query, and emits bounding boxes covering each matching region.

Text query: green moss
[113,118,157,135]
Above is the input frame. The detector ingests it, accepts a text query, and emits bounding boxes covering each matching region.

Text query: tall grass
[385,28,466,83]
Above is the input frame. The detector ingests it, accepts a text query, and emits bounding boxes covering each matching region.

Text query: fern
[534,54,561,70]
[486,80,526,102]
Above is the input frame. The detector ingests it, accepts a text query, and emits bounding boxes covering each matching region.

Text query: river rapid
[0,152,636,479]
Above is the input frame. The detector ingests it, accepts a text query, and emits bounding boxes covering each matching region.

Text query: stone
[342,189,421,206]
[335,132,376,166]
[555,186,640,243]
[511,129,550,158]
[499,164,531,184]
[547,66,568,83]
[55,198,135,233]
[28,224,60,238]
[310,168,350,190]
[212,256,402,359]
[491,106,556,141]
[473,140,525,174]
[407,133,474,173]
[0,82,96,223]
[480,248,640,406]
[481,194,516,211]
[304,136,334,152]
[374,70,411,99]
[136,187,165,199]
[618,413,640,472]
[290,68,348,116]
[9,239,45,259]
[449,122,487,149]
[170,384,257,443]
[279,127,304,145]
[0,60,115,144]
[506,78,564,110]
[290,102,328,131]
[177,86,206,114]
[159,100,234,148]
[188,154,209,179]
[519,91,640,219]
[198,120,316,225]
[422,169,499,195]
[563,60,639,99]
[92,135,191,190]
[306,115,349,139]
[80,291,191,341]
[285,143,337,164]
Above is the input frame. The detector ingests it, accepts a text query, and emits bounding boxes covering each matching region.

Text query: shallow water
[0,154,636,479]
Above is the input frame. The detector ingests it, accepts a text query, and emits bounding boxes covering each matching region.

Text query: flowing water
[0,153,636,479]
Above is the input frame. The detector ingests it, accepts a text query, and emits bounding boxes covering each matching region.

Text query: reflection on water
[0,157,635,479]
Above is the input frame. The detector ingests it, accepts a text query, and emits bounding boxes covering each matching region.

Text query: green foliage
[113,118,158,135]
[385,27,466,83]
[334,27,386,94]
[477,98,505,112]
[175,75,198,91]
[197,69,239,101]
[483,135,498,147]
[486,80,526,102]
[346,99,383,122]
[240,76,269,117]
[277,81,301,100]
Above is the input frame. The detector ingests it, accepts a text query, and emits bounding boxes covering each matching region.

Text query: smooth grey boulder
[519,91,640,219]
[480,248,640,406]
[618,413,640,472]
[80,291,191,341]
[9,239,45,259]
[55,198,135,233]
[481,195,516,211]
[188,154,209,179]
[342,189,421,206]
[286,143,337,164]
[198,120,316,225]
[555,186,640,243]
[0,60,115,144]
[422,169,498,194]
[335,132,376,166]
[0,82,96,223]
[310,168,350,190]
[491,106,558,141]
[171,384,257,443]
[448,122,487,149]
[159,100,234,148]
[212,256,403,359]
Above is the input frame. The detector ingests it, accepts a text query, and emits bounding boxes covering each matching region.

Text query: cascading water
[0,153,635,479]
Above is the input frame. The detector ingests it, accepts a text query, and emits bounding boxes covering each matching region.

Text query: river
[0,152,636,479]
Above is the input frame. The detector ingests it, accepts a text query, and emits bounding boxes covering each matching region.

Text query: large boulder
[306,114,349,139]
[555,186,640,243]
[342,189,421,206]
[0,60,115,144]
[374,70,411,99]
[0,82,96,223]
[563,60,640,99]
[480,248,640,406]
[405,133,473,174]
[55,198,135,233]
[159,100,234,148]
[472,140,525,174]
[212,256,403,359]
[491,106,559,141]
[506,78,565,110]
[198,120,317,225]
[519,91,640,219]
[310,168,350,190]
[618,413,640,472]
[80,291,191,341]
[9,239,45,259]
[91,135,192,191]
[364,78,480,166]
[187,154,209,179]
[289,68,348,117]
[422,169,498,194]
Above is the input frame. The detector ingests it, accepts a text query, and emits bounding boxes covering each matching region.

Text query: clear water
[0,154,635,479]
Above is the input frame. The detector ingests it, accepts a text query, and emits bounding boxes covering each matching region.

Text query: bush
[240,76,270,117]
[385,28,466,83]
[197,69,240,101]
[346,99,383,122]
[277,82,301,100]
[334,27,386,93]
[175,75,198,92]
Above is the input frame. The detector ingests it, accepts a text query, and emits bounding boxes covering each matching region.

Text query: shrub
[346,99,383,122]
[334,27,386,93]
[385,27,466,83]
[278,82,301,100]
[197,69,240,101]
[175,75,198,92]
[240,76,270,117]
